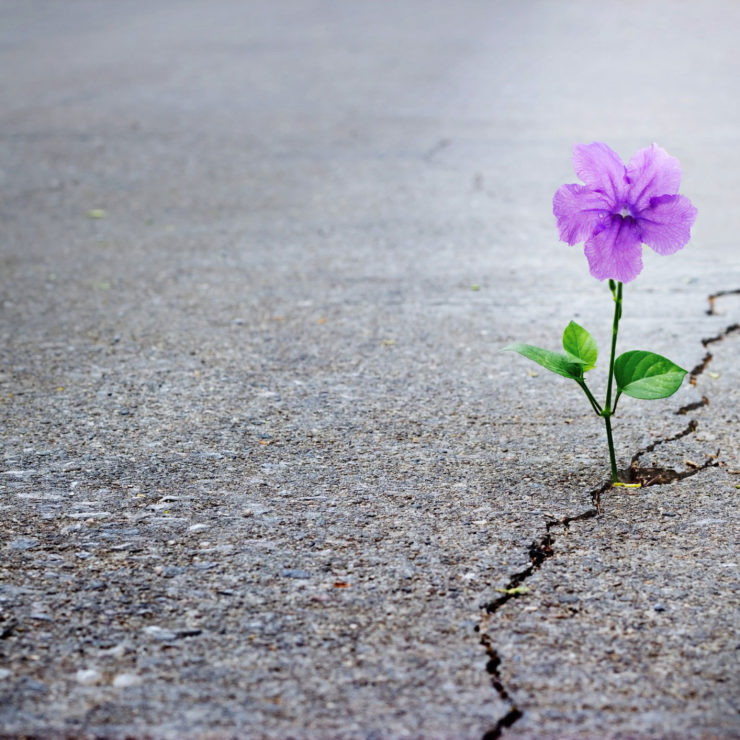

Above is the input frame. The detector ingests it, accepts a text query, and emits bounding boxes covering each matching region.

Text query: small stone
[192,561,218,571]
[8,537,39,550]
[0,668,12,680]
[160,566,184,578]
[558,594,579,604]
[282,568,311,579]
[112,673,141,688]
[200,451,223,460]
[17,677,47,693]
[143,626,177,641]
[98,643,127,658]
[75,668,103,685]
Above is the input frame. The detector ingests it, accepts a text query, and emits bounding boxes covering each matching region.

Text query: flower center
[619,205,631,218]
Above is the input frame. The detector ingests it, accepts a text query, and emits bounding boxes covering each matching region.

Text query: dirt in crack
[627,419,720,485]
[477,289,737,739]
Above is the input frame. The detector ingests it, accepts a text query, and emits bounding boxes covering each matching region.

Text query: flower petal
[583,216,643,283]
[626,144,682,213]
[637,194,697,255]
[572,142,627,203]
[553,184,610,245]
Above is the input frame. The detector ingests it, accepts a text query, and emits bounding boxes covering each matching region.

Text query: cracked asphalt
[1,1,739,738]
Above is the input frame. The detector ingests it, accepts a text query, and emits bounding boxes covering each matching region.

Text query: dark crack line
[476,492,600,737]
[481,708,523,740]
[702,323,739,346]
[423,137,451,161]
[628,453,720,487]
[688,323,739,385]
[706,288,740,315]
[689,351,713,386]
[629,419,698,467]
[481,535,555,615]
[675,396,708,415]
[477,288,739,739]
[545,505,601,532]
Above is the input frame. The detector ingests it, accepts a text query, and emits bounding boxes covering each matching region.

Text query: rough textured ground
[1,1,738,739]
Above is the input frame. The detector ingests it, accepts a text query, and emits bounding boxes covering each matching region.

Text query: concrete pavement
[1,2,738,738]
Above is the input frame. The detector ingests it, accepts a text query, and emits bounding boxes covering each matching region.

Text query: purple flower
[553,142,697,283]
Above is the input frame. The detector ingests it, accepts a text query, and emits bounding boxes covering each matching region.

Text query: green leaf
[562,321,598,370]
[502,343,582,380]
[614,350,687,400]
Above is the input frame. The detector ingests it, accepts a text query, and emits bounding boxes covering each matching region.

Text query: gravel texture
[1,1,738,739]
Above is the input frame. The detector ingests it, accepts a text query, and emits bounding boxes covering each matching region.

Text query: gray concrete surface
[1,1,738,738]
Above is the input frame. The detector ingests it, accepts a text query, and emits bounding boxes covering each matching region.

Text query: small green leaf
[495,586,530,595]
[502,343,582,380]
[87,208,107,219]
[614,351,687,400]
[562,321,598,370]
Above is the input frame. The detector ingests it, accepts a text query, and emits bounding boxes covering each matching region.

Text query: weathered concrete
[1,1,738,738]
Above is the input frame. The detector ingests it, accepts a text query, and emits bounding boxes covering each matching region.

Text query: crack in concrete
[688,323,739,385]
[423,137,451,161]
[675,395,708,415]
[479,633,524,740]
[688,351,713,386]
[481,536,556,616]
[629,419,699,466]
[706,288,740,315]
[477,288,739,739]
[702,322,739,345]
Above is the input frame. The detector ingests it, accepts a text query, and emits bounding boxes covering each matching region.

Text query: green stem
[604,412,619,483]
[578,379,603,416]
[603,280,623,483]
[612,389,622,415]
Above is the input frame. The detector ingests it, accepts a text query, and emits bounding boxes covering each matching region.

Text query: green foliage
[502,343,582,379]
[614,350,687,400]
[562,321,597,370]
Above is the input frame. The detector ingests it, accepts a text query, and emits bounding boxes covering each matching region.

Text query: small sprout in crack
[495,586,531,595]
[503,142,696,485]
